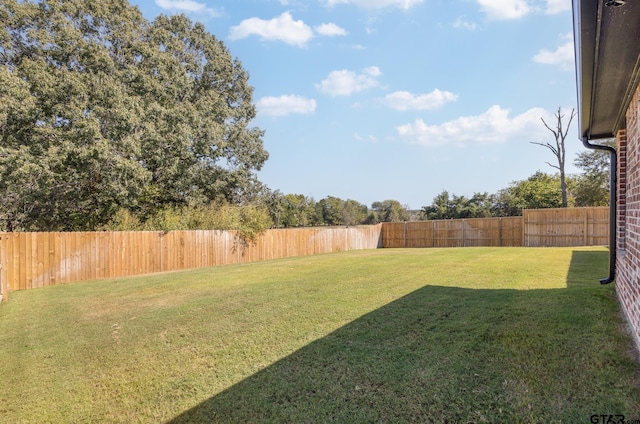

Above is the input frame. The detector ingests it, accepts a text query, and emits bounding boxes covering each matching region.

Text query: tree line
[421,140,612,220]
[263,142,612,228]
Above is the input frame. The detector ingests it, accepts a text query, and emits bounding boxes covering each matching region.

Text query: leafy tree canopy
[420,191,495,220]
[0,0,267,231]
[497,171,567,214]
[369,199,409,223]
[314,196,368,227]
[572,139,614,207]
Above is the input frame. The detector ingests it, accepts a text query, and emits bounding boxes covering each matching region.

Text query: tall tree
[0,0,267,230]
[136,14,267,213]
[530,107,576,208]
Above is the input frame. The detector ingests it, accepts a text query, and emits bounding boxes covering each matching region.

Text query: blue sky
[130,0,578,210]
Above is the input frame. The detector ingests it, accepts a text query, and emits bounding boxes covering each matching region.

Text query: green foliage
[103,202,272,244]
[421,190,496,220]
[369,199,409,223]
[342,199,369,226]
[572,139,614,207]
[490,172,571,217]
[316,196,346,226]
[266,192,322,228]
[103,208,144,231]
[317,196,369,226]
[504,171,567,212]
[0,0,267,231]
[573,174,609,207]
[267,193,410,227]
[421,173,573,219]
[236,204,274,243]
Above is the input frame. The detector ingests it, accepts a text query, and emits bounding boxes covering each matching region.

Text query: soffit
[574,0,640,140]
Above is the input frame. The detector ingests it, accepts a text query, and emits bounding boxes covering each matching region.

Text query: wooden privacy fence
[523,207,609,247]
[0,225,383,298]
[0,207,609,301]
[382,217,524,248]
[382,207,609,249]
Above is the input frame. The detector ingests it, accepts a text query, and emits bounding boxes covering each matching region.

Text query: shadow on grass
[168,250,640,423]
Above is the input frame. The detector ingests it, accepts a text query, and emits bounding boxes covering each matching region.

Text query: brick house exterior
[616,92,640,350]
[573,0,640,352]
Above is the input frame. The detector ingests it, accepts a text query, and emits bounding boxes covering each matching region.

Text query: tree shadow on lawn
[168,251,640,423]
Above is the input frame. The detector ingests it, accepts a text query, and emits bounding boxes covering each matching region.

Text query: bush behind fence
[0,207,609,300]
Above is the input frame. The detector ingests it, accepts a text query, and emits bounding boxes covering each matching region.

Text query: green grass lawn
[1,247,639,423]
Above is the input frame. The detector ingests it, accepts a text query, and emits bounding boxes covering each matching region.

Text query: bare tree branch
[529,107,575,207]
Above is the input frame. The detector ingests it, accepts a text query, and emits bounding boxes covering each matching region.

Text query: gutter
[581,137,616,284]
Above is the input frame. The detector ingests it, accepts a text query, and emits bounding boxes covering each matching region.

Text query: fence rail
[0,207,609,301]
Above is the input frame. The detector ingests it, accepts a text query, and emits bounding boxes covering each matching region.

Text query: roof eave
[573,0,640,141]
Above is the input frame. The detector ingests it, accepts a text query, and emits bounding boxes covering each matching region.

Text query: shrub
[103,203,273,245]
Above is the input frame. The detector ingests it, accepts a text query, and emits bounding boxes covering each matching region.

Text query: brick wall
[616,84,640,352]
[618,130,627,250]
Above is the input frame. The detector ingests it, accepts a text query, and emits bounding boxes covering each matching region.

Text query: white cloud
[545,0,571,14]
[476,0,570,19]
[533,34,574,70]
[477,0,531,20]
[315,23,348,36]
[453,17,479,31]
[316,66,382,96]
[323,0,423,9]
[228,13,347,46]
[396,105,549,147]
[256,94,316,117]
[383,89,458,111]
[355,132,378,143]
[229,12,314,47]
[155,0,220,16]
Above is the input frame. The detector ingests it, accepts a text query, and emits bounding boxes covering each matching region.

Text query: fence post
[584,208,588,246]
[432,220,435,247]
[522,210,527,247]
[0,267,5,303]
[0,234,7,302]
[404,222,407,248]
[462,219,466,247]
[0,265,5,303]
